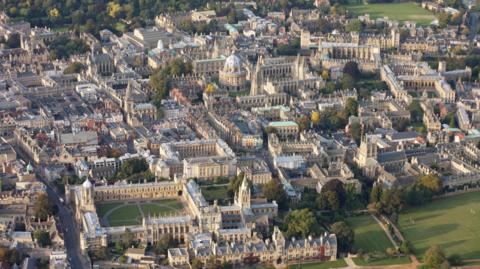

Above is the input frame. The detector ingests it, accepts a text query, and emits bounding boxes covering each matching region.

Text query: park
[343,2,436,25]
[398,192,480,260]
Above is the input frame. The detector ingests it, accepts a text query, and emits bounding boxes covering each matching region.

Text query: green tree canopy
[262,181,288,209]
[330,221,354,253]
[284,209,318,238]
[34,193,57,221]
[424,245,449,269]
[34,230,51,247]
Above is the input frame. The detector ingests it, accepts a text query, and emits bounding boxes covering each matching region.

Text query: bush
[447,254,462,266]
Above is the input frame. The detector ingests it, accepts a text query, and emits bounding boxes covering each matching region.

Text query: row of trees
[282,208,355,253]
[369,174,443,222]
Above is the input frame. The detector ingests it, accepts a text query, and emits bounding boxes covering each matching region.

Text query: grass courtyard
[96,199,185,227]
[200,185,230,204]
[344,2,436,25]
[398,192,480,260]
[346,214,393,253]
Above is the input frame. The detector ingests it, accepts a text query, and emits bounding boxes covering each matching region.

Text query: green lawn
[96,202,124,218]
[346,215,393,253]
[398,192,480,260]
[107,204,142,227]
[200,185,229,202]
[353,256,411,266]
[344,2,436,25]
[140,199,184,216]
[290,260,348,269]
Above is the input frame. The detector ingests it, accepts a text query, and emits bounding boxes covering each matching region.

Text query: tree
[227,173,247,198]
[191,258,203,269]
[154,234,175,255]
[49,8,60,18]
[296,115,310,132]
[348,122,362,144]
[330,221,354,252]
[321,70,329,80]
[114,158,149,180]
[284,209,318,238]
[344,98,358,117]
[311,111,321,125]
[276,38,300,56]
[107,2,123,18]
[345,19,362,32]
[34,230,52,247]
[341,74,355,90]
[399,241,412,254]
[262,181,287,209]
[370,184,382,204]
[447,254,463,266]
[379,188,403,217]
[205,83,215,94]
[319,190,340,211]
[34,194,57,221]
[408,100,424,123]
[437,13,449,28]
[320,179,346,207]
[420,174,442,194]
[64,62,85,74]
[343,62,360,80]
[424,245,449,269]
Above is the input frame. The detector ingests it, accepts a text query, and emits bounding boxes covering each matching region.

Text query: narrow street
[36,170,91,269]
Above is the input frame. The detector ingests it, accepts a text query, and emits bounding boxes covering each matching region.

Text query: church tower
[235,177,251,209]
[124,81,135,114]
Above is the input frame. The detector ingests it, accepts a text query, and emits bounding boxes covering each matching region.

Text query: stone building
[219,54,247,92]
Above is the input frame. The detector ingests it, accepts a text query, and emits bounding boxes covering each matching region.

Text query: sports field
[346,214,393,253]
[96,199,185,227]
[398,192,480,260]
[344,2,436,25]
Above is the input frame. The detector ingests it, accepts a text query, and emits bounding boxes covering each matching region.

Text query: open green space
[353,256,411,266]
[140,199,184,216]
[346,214,393,253]
[107,204,142,227]
[96,202,124,218]
[290,260,348,269]
[344,2,436,25]
[398,192,480,260]
[96,199,185,227]
[200,185,229,202]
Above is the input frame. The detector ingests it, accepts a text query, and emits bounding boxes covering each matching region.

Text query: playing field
[96,199,185,227]
[346,214,393,253]
[344,2,436,25]
[398,192,480,260]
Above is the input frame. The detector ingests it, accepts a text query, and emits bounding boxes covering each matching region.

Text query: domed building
[219,53,247,92]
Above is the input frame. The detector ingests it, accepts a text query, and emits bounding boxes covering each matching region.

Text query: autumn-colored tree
[311,111,320,125]
[205,83,215,94]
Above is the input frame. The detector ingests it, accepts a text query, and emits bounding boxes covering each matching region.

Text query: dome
[223,54,243,73]
[82,179,93,189]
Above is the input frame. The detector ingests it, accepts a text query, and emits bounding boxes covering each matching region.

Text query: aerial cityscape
[0,0,479,268]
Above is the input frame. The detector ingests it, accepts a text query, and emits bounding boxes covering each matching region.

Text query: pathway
[370,214,398,249]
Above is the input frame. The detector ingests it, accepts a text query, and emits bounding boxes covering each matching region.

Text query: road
[37,172,91,269]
